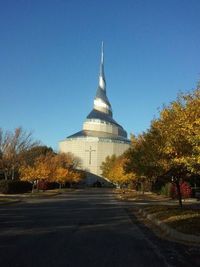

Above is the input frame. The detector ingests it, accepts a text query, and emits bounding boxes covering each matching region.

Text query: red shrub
[170,181,192,199]
[37,180,49,190]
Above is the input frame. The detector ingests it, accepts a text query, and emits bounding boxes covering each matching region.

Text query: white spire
[99,41,106,91]
[94,42,112,115]
[101,41,104,66]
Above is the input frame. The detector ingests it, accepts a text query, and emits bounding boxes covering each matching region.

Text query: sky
[0,0,200,150]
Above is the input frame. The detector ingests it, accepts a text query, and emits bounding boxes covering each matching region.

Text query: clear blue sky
[1,0,200,150]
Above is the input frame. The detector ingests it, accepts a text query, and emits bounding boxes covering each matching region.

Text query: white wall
[59,138,130,176]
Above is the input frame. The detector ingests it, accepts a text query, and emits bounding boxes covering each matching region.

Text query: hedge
[0,180,32,194]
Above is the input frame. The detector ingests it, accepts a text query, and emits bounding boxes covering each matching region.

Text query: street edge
[139,209,200,245]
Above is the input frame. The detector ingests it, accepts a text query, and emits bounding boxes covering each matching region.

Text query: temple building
[59,43,130,183]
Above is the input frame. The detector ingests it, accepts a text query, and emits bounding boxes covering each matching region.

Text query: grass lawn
[0,188,77,200]
[116,189,170,201]
[0,189,61,201]
[24,189,61,197]
[143,205,200,235]
[117,189,200,236]
[0,197,19,203]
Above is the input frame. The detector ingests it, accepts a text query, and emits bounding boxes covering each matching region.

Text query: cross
[85,146,96,165]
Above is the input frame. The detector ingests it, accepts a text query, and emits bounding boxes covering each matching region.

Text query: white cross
[85,146,96,165]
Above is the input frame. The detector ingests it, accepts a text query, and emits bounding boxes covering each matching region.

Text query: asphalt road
[0,189,199,267]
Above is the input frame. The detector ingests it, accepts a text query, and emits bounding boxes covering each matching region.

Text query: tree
[124,87,200,207]
[124,131,164,192]
[52,153,83,187]
[100,155,117,178]
[100,154,135,188]
[0,127,38,180]
[20,152,84,190]
[110,156,136,187]
[19,165,37,191]
[20,153,53,190]
[19,146,54,167]
[54,167,69,188]
[152,89,200,207]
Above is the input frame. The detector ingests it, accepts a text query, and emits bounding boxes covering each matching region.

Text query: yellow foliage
[124,88,200,181]
[19,152,85,185]
[20,165,36,182]
[101,155,136,186]
[54,167,69,184]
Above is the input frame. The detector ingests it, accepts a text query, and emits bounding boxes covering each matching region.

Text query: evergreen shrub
[0,180,32,194]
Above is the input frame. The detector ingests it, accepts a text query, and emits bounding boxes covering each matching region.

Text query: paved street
[0,189,199,267]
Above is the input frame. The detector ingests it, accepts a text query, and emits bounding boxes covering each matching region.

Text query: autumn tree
[124,87,200,207]
[20,153,54,190]
[54,167,69,188]
[19,165,37,191]
[100,155,117,178]
[20,152,84,190]
[152,88,200,206]
[0,127,38,180]
[109,156,136,187]
[51,153,82,188]
[100,154,135,188]
[124,130,165,192]
[19,145,54,166]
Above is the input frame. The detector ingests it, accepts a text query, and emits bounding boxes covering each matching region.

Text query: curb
[139,209,200,245]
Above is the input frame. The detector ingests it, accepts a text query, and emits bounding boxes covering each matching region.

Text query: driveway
[0,189,199,267]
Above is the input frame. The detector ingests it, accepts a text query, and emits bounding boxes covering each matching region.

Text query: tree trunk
[4,171,8,180]
[141,182,144,194]
[11,166,15,180]
[36,180,39,191]
[175,181,182,208]
[32,182,34,193]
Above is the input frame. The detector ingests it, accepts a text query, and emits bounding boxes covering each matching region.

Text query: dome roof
[86,109,121,127]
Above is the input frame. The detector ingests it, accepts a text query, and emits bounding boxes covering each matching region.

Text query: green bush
[152,175,171,193]
[0,180,32,194]
[160,182,173,197]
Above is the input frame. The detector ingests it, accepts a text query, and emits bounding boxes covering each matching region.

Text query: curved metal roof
[67,130,130,143]
[86,109,121,127]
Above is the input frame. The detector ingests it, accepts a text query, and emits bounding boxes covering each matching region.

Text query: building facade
[59,43,130,182]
